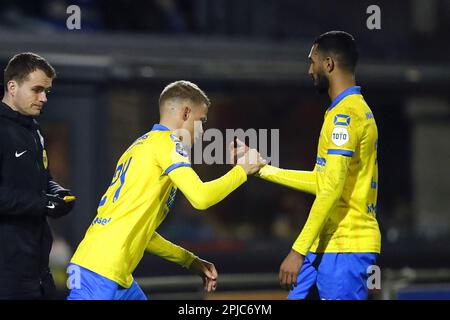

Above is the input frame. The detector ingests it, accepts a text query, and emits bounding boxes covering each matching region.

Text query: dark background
[0,0,449,299]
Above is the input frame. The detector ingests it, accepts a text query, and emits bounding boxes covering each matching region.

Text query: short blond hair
[159,80,210,108]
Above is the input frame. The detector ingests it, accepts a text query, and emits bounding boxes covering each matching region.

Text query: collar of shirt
[151,124,171,132]
[0,102,39,129]
[327,86,361,111]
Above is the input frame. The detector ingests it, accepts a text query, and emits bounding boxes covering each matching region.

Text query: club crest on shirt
[331,127,349,146]
[333,114,351,126]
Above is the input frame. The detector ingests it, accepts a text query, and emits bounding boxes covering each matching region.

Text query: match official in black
[0,52,76,299]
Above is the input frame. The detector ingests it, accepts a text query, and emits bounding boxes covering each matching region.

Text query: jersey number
[99,157,133,207]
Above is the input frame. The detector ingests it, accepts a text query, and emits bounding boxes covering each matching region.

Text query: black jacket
[0,102,67,299]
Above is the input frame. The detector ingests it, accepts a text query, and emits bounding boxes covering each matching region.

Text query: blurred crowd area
[0,0,449,61]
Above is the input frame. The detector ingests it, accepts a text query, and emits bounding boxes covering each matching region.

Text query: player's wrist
[254,163,269,177]
[291,245,307,257]
[233,164,248,177]
[183,252,199,269]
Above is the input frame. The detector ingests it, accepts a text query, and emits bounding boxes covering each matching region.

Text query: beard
[312,72,329,94]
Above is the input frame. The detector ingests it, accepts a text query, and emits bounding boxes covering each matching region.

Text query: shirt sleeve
[291,110,361,255]
[292,154,351,255]
[324,112,360,157]
[255,165,317,195]
[146,232,198,268]
[155,134,192,175]
[168,165,247,210]
[0,187,47,217]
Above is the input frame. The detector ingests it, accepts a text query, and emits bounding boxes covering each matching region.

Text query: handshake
[45,190,76,219]
[229,138,267,175]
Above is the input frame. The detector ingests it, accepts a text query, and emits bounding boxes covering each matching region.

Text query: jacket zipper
[32,130,46,286]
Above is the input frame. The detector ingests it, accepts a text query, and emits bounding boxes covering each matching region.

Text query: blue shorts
[67,264,147,300]
[288,252,378,300]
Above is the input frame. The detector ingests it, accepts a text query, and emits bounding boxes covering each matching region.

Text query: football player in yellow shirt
[256,31,381,299]
[67,80,264,300]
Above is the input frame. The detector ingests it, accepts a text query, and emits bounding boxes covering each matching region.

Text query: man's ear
[7,80,17,96]
[324,56,335,74]
[182,106,191,121]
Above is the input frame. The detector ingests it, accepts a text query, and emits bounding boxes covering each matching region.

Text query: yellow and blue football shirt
[71,124,247,288]
[258,86,381,255]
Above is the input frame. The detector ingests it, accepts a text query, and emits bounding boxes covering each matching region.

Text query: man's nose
[39,92,47,103]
